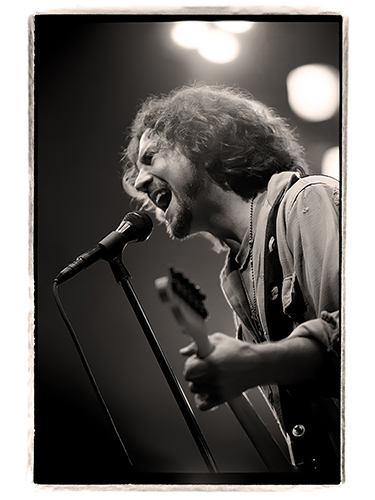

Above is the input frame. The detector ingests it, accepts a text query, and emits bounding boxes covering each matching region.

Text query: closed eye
[141,151,157,166]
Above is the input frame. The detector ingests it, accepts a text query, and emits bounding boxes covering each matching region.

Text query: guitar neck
[155,273,297,473]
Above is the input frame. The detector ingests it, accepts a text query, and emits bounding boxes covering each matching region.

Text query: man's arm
[181,331,329,411]
[181,180,340,411]
[277,179,341,394]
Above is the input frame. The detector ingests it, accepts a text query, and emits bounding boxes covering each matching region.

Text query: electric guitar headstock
[155,268,213,357]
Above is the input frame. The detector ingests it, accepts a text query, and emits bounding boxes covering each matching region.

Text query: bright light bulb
[171,22,209,49]
[287,64,339,122]
[322,146,340,179]
[214,21,254,33]
[197,30,239,64]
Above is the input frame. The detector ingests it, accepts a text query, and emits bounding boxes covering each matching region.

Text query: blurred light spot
[171,22,240,64]
[214,21,254,33]
[197,30,239,64]
[287,64,339,122]
[171,22,210,49]
[322,146,340,179]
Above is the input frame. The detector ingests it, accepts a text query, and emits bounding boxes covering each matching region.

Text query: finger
[183,356,209,380]
[188,381,213,395]
[194,393,220,412]
[179,341,197,357]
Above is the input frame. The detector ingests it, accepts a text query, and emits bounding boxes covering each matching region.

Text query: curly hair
[122,83,308,206]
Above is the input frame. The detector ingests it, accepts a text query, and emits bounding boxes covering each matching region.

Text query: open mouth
[152,188,172,212]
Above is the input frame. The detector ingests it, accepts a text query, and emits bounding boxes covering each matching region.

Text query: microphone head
[120,211,153,242]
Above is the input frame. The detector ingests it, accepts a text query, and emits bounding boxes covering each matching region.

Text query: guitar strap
[263,174,340,479]
[263,172,300,341]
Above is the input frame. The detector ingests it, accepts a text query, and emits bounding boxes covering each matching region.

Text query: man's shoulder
[290,174,339,192]
[282,174,339,212]
[266,172,339,223]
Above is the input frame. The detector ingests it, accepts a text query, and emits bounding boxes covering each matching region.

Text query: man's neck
[201,186,254,247]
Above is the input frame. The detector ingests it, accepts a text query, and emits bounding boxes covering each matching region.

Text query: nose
[134,167,153,193]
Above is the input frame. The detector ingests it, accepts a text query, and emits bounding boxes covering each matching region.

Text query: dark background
[34,14,341,484]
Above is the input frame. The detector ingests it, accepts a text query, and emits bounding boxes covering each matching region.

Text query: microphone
[54,211,153,285]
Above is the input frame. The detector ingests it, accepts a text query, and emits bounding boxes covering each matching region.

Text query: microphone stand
[108,255,218,474]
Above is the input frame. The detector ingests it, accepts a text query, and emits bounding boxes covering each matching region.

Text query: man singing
[121,83,340,478]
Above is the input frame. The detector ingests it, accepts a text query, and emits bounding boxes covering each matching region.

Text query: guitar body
[155,269,298,473]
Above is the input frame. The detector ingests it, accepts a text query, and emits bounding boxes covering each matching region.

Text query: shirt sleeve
[277,179,341,392]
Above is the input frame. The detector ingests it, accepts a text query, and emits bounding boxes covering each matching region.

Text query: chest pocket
[281,272,307,326]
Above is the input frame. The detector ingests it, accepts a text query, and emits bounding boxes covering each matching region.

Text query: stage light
[197,30,240,64]
[213,21,254,33]
[171,22,210,50]
[170,22,242,64]
[286,64,339,122]
[322,146,340,179]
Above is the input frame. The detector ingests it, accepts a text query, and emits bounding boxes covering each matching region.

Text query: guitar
[155,268,298,473]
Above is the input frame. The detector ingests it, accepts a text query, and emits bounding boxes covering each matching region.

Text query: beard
[166,203,193,240]
[165,175,203,240]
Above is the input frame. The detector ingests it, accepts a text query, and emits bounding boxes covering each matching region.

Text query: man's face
[134,129,206,239]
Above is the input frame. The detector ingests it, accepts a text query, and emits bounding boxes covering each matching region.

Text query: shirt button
[292,424,306,437]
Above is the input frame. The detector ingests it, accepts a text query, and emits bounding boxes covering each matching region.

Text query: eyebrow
[137,141,158,166]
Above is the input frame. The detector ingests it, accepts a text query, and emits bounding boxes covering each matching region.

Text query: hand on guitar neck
[179,331,268,411]
[155,268,298,473]
[156,268,274,411]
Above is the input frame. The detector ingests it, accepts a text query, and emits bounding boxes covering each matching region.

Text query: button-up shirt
[220,171,340,423]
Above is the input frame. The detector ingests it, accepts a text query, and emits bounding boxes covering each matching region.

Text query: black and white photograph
[32,12,343,488]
